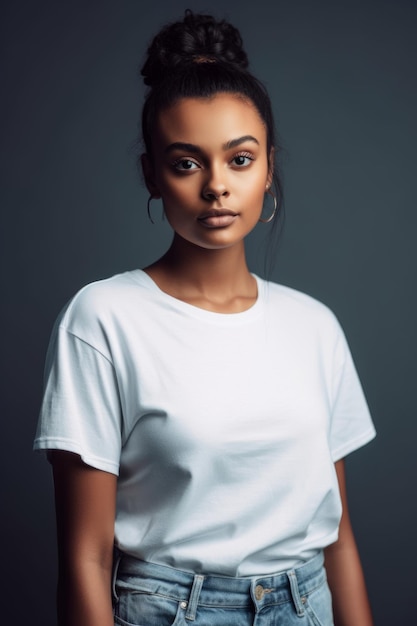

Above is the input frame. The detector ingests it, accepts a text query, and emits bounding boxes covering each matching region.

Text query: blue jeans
[112,550,334,625]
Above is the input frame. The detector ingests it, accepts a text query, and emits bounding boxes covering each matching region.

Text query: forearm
[57,559,114,626]
[325,459,374,626]
[51,452,118,626]
[324,538,373,626]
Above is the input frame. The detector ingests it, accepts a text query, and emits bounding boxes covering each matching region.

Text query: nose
[202,167,229,202]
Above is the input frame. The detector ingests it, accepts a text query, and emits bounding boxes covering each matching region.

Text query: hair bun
[141,10,249,86]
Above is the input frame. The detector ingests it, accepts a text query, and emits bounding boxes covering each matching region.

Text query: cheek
[158,174,197,203]
[158,180,198,227]
[240,171,268,203]
[243,159,269,189]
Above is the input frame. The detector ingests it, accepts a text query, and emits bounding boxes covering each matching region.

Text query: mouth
[197,208,238,229]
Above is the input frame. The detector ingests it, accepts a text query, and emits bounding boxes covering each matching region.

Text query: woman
[34,10,376,626]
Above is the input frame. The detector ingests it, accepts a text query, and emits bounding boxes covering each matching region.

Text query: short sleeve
[33,318,123,475]
[329,326,376,461]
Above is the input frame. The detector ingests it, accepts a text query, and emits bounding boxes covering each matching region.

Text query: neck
[168,235,250,286]
[144,235,257,312]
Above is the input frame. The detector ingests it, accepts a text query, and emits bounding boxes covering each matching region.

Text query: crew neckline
[131,269,264,325]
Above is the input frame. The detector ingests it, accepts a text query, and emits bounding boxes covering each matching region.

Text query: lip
[197,208,238,229]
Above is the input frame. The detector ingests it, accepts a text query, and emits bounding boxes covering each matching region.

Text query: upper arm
[333,458,356,545]
[51,451,117,570]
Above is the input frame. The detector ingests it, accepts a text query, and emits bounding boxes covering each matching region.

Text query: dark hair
[140,10,284,272]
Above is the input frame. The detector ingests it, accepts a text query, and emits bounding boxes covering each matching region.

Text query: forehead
[154,94,267,149]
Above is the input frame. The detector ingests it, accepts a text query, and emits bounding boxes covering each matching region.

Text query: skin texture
[324,461,374,625]
[142,94,273,313]
[52,451,117,626]
[51,94,373,625]
[144,94,272,252]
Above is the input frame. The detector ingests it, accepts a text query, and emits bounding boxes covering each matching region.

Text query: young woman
[34,11,376,626]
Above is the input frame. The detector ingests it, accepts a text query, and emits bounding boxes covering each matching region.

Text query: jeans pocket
[303,578,334,626]
[114,590,186,626]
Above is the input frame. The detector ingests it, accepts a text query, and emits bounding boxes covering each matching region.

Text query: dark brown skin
[51,94,374,625]
[324,461,374,625]
[52,452,117,626]
[52,454,373,626]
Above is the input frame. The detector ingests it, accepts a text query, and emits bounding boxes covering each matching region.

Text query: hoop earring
[259,189,277,223]
[147,196,155,224]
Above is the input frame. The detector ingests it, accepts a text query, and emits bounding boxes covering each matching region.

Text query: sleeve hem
[331,426,376,462]
[33,437,120,476]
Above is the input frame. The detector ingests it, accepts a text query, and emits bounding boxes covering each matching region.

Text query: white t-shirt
[34,270,375,576]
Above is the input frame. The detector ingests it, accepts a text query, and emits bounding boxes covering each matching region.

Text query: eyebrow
[223,135,259,150]
[164,135,260,155]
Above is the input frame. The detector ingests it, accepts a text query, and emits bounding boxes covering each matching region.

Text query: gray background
[1,0,416,623]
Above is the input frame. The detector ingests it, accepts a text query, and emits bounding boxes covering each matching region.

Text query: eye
[231,153,254,167]
[172,159,199,171]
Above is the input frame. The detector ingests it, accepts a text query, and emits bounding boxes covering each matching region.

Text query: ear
[141,153,161,199]
[266,146,275,189]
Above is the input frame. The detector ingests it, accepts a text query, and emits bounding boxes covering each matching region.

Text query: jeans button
[255,584,265,601]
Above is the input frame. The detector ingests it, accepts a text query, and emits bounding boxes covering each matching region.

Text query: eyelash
[171,159,199,171]
[231,152,254,167]
[171,152,255,172]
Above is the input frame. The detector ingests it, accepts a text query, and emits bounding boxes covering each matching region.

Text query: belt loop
[111,547,122,604]
[287,570,305,617]
[185,574,204,621]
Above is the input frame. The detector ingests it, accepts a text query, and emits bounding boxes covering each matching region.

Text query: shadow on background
[1,1,416,623]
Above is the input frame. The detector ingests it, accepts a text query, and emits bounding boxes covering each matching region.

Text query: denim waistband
[113,550,326,619]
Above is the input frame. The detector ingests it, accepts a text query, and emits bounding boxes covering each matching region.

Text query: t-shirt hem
[33,437,120,475]
[331,426,376,462]
[116,547,327,578]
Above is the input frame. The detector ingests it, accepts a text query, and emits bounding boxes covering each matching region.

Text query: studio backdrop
[1,1,416,624]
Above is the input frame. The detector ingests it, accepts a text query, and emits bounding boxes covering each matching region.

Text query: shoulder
[258,278,352,370]
[56,270,149,339]
[261,278,338,323]
[258,277,346,349]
